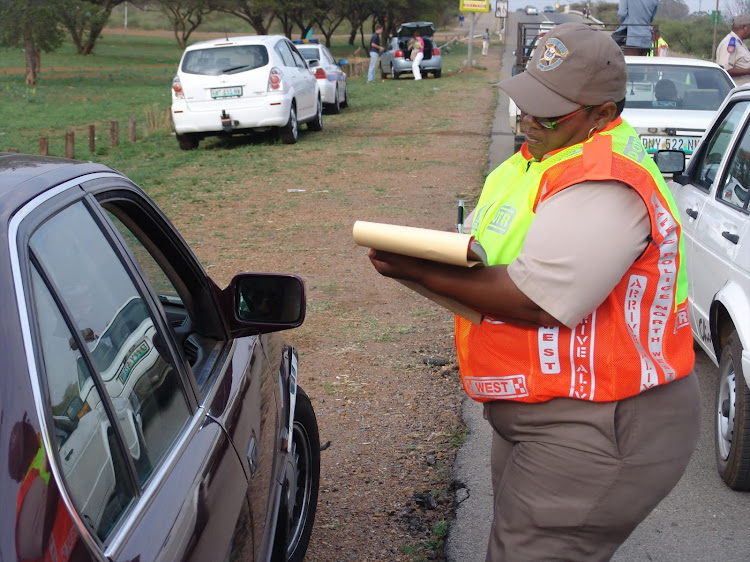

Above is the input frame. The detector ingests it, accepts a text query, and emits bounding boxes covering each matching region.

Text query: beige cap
[497,22,626,118]
[734,14,750,26]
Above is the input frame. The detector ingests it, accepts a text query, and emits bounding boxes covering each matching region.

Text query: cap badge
[537,38,569,71]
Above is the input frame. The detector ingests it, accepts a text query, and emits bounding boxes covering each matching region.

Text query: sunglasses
[528,105,594,130]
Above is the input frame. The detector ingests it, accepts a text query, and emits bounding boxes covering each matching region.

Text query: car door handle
[686,208,698,219]
[722,231,740,244]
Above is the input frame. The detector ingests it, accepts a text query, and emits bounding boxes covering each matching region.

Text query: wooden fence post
[65,131,74,159]
[166,107,173,129]
[89,125,95,153]
[39,137,49,156]
[110,120,119,147]
[128,115,136,142]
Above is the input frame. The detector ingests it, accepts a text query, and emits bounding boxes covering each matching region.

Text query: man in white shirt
[717,14,750,85]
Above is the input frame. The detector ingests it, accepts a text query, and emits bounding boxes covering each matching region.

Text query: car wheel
[176,133,198,151]
[392,66,399,79]
[341,85,349,108]
[279,389,320,562]
[329,89,340,114]
[433,69,442,78]
[307,97,323,132]
[716,330,750,490]
[280,105,298,144]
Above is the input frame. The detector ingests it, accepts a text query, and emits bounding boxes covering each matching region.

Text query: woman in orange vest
[365,22,699,561]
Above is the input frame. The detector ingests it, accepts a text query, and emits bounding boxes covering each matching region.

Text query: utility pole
[468,12,476,67]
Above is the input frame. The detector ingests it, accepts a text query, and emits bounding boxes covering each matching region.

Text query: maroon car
[0,153,319,561]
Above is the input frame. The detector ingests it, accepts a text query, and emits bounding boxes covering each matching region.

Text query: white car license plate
[640,135,699,154]
[211,86,242,99]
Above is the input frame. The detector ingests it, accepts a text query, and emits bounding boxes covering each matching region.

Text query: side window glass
[694,101,750,192]
[29,202,190,492]
[275,41,295,67]
[30,265,135,541]
[290,45,307,68]
[719,124,750,210]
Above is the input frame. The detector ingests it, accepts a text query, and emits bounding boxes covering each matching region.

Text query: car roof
[183,35,286,52]
[0,153,115,213]
[625,56,725,69]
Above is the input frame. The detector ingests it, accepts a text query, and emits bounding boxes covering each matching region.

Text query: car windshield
[624,64,734,111]
[297,47,320,61]
[181,44,269,76]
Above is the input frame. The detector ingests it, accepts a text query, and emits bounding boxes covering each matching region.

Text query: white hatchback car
[171,35,322,149]
[294,40,349,114]
[622,56,734,163]
[657,84,750,490]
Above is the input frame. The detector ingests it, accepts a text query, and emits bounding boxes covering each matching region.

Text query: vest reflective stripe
[455,118,694,403]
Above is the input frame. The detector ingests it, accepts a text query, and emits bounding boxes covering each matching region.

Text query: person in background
[482,28,491,56]
[409,30,424,80]
[365,23,699,560]
[648,27,669,56]
[368,24,385,83]
[716,14,750,85]
[616,0,658,55]
[459,13,465,27]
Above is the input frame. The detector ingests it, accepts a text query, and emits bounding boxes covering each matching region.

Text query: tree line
[0,0,455,86]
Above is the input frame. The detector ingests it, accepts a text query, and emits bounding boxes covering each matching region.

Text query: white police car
[294,39,349,114]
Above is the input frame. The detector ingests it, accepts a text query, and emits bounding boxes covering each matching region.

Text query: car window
[180,45,268,76]
[297,47,320,62]
[322,47,335,65]
[30,264,136,541]
[28,201,192,537]
[693,101,750,192]
[275,40,296,67]
[624,65,733,111]
[288,43,308,68]
[718,115,750,211]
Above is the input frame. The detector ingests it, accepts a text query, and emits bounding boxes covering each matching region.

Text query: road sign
[460,0,491,13]
[496,1,508,17]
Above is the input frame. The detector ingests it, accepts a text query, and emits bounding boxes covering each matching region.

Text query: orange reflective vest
[455,117,694,403]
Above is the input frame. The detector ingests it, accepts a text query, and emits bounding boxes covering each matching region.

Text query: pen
[457,200,465,233]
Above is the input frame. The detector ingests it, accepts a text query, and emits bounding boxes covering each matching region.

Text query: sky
[495,0,727,15]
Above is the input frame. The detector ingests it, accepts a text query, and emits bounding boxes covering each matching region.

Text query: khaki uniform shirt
[507,180,650,329]
[717,31,750,85]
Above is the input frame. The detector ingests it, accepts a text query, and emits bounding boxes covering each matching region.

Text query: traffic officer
[717,14,750,85]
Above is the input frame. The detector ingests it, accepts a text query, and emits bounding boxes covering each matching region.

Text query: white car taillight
[172,76,184,99]
[268,67,283,92]
[314,67,326,79]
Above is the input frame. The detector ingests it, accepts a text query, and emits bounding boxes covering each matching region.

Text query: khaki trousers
[483,373,700,562]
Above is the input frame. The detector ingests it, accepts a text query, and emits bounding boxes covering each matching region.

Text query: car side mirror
[338,58,348,66]
[307,58,320,68]
[224,273,306,336]
[654,149,685,175]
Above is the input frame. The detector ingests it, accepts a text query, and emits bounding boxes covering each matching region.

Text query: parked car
[171,35,323,149]
[621,56,734,163]
[1,152,320,560]
[654,83,750,491]
[379,22,442,80]
[525,5,539,15]
[294,39,349,114]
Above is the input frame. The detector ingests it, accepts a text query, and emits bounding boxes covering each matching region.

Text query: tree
[56,0,126,55]
[211,0,276,35]
[157,0,213,48]
[0,0,64,86]
[655,0,689,20]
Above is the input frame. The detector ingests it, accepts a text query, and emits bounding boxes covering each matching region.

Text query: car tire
[280,105,298,144]
[340,85,349,108]
[433,69,442,78]
[307,97,323,132]
[392,66,399,80]
[176,133,199,151]
[277,388,320,562]
[716,330,750,490]
[329,89,340,114]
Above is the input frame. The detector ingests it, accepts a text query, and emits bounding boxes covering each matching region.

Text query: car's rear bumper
[172,97,291,133]
[317,78,338,105]
[391,57,441,73]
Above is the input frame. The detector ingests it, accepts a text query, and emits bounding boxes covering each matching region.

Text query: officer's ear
[592,102,618,128]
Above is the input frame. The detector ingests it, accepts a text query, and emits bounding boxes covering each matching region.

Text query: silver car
[379,22,442,80]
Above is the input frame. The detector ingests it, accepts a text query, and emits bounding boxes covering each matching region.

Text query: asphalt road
[445,11,750,562]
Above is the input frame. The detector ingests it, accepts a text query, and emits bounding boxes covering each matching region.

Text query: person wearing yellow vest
[648,28,668,56]
[365,22,699,560]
